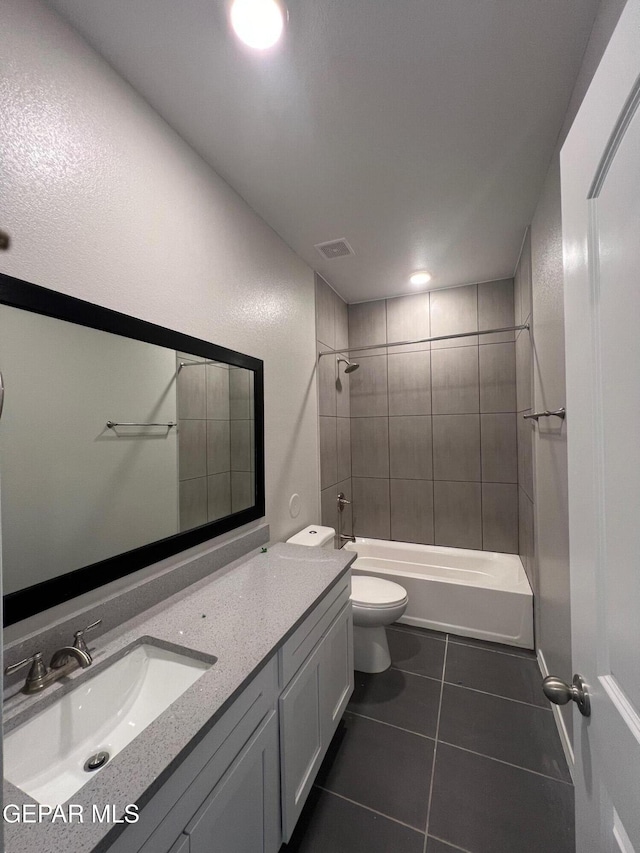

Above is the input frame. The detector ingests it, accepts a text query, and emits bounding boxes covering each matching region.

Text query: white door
[562,1,640,850]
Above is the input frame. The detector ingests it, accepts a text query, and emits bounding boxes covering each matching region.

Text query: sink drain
[84,751,110,772]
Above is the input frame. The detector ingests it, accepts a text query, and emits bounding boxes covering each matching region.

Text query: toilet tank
[286,525,335,549]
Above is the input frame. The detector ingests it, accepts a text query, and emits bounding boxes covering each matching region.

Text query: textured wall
[339,282,518,552]
[316,274,353,542]
[0,0,318,572]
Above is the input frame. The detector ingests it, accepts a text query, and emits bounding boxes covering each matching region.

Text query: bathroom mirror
[0,273,265,626]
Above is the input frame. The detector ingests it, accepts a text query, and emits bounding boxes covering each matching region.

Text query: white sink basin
[4,642,214,805]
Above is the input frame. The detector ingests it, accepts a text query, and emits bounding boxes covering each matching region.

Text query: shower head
[337,357,360,373]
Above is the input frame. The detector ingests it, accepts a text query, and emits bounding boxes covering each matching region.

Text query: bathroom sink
[4,641,215,805]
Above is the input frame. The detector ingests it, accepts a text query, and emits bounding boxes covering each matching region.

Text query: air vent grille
[314,239,355,260]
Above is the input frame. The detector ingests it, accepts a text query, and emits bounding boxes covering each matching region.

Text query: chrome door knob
[542,674,591,717]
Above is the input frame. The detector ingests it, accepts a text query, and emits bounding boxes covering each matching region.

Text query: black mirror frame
[0,272,265,627]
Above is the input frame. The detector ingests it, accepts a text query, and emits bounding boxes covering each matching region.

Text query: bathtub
[344,538,533,649]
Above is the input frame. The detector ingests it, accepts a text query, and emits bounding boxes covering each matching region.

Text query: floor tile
[445,642,547,707]
[392,622,447,641]
[429,743,575,853]
[388,626,446,679]
[283,788,425,853]
[426,838,470,853]
[438,683,571,782]
[317,713,434,830]
[349,667,441,737]
[447,633,535,658]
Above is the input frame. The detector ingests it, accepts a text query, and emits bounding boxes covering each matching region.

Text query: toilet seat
[351,576,408,609]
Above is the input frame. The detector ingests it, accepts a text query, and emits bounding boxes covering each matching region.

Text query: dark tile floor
[282,624,574,853]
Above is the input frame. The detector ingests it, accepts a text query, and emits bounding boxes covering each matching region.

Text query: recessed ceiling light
[230,0,286,50]
[410,271,432,286]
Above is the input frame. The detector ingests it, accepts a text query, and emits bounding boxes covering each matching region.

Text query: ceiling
[45,0,600,303]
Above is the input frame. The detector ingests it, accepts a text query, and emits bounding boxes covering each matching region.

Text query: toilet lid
[351,576,408,608]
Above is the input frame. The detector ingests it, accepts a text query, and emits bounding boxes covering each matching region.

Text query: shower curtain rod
[318,323,529,357]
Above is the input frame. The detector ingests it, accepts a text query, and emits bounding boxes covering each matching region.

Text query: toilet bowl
[350,575,408,673]
[285,526,409,674]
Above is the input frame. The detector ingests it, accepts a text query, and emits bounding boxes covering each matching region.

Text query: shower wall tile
[207,472,231,521]
[230,419,252,472]
[353,477,390,539]
[178,419,207,480]
[433,415,481,482]
[321,483,339,537]
[431,346,479,414]
[318,344,337,417]
[205,364,230,420]
[351,417,389,478]
[482,483,519,553]
[434,481,482,549]
[206,419,230,475]
[386,292,431,353]
[389,416,433,480]
[478,279,515,344]
[519,487,535,590]
[518,412,534,500]
[180,477,207,531]
[479,343,516,412]
[231,471,253,513]
[430,284,478,349]
[178,361,206,419]
[320,416,338,488]
[481,414,517,483]
[337,477,353,536]
[390,479,434,545]
[388,350,431,415]
[350,355,389,417]
[337,417,352,482]
[229,368,252,419]
[335,290,349,352]
[316,273,335,349]
[336,354,351,418]
[348,300,387,356]
[516,329,533,414]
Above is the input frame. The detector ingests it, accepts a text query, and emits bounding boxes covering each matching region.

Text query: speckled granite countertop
[3,542,354,853]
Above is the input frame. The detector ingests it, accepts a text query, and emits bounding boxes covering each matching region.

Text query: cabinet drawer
[280,575,350,686]
[119,655,278,853]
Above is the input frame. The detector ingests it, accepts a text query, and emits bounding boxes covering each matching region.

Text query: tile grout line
[346,710,436,742]
[426,834,474,853]
[313,785,426,836]
[436,741,574,786]
[423,635,449,852]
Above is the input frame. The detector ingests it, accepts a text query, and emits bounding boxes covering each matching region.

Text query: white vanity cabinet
[107,573,352,853]
[279,581,353,842]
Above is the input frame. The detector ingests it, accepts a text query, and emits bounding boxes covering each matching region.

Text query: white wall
[0,0,319,584]
[527,0,627,754]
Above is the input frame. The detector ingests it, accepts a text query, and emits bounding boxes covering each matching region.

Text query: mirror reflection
[0,305,256,597]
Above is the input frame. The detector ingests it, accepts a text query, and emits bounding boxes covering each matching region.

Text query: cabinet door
[185,711,280,853]
[321,603,354,744]
[279,640,324,842]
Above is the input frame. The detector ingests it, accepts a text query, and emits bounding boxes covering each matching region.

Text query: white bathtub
[344,538,533,649]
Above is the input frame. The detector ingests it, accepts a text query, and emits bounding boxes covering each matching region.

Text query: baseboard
[537,648,575,780]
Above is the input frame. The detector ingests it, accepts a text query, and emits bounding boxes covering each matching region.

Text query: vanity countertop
[3,542,355,853]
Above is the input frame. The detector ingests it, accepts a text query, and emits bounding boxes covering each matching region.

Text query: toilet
[285,525,408,673]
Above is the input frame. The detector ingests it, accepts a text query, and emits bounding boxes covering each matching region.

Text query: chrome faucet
[4,619,101,695]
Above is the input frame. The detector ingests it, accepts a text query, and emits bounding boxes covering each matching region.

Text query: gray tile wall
[346,281,519,552]
[514,230,536,590]
[316,274,353,542]
[177,358,255,529]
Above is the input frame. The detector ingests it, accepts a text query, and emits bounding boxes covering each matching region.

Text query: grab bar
[107,421,176,429]
[523,408,566,421]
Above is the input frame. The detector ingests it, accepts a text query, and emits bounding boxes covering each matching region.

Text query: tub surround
[3,542,355,853]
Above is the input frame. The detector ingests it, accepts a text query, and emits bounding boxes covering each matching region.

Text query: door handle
[542,674,591,717]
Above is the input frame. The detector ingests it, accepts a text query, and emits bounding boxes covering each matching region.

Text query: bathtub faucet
[339,533,356,543]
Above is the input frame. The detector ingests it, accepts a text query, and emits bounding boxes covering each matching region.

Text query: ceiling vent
[314,238,355,260]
